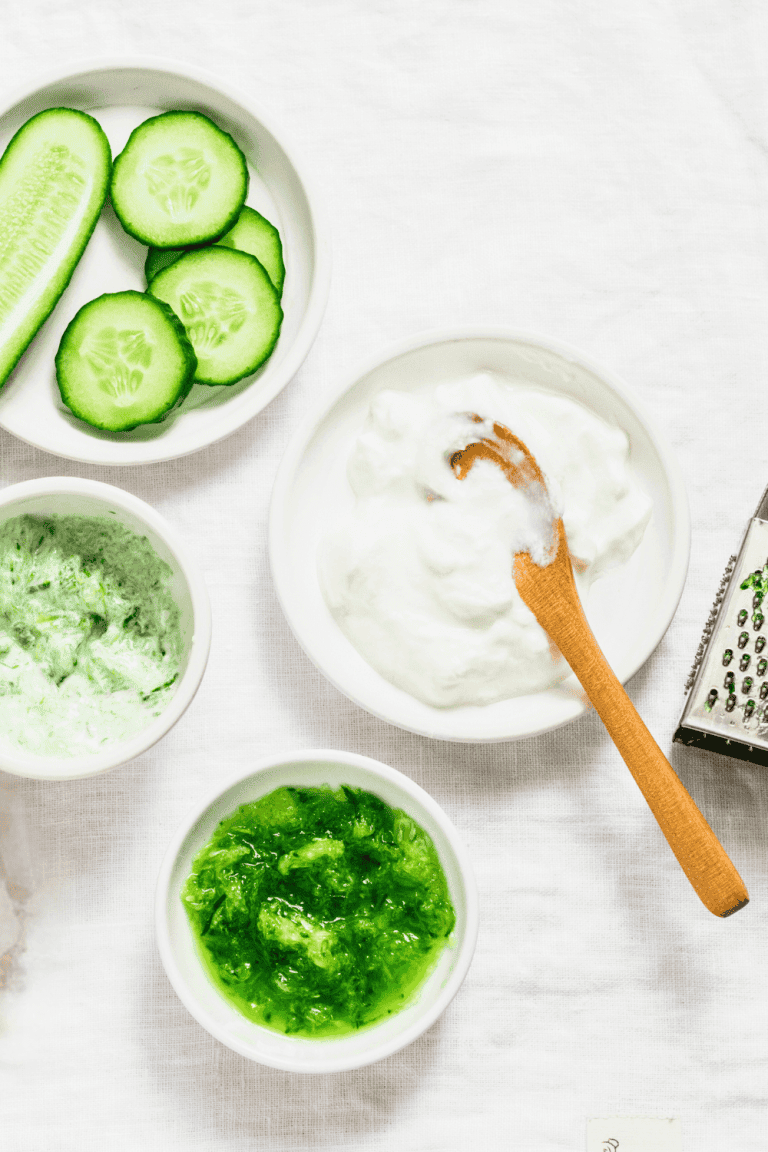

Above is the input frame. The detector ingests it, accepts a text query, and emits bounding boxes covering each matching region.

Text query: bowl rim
[155,747,480,1073]
[0,476,212,780]
[269,325,691,742]
[0,55,332,465]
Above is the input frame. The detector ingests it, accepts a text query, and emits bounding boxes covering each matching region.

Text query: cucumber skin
[144,207,285,296]
[111,111,248,249]
[144,246,183,281]
[148,248,283,387]
[55,290,198,432]
[0,108,112,387]
[218,208,285,296]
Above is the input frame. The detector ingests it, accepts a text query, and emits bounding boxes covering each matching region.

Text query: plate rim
[0,55,332,465]
[269,326,692,743]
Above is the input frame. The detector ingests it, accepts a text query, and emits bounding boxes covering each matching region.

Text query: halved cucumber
[144,206,285,296]
[148,247,282,385]
[111,111,248,248]
[55,290,197,431]
[0,108,111,386]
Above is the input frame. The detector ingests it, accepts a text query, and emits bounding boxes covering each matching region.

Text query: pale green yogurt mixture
[0,514,182,757]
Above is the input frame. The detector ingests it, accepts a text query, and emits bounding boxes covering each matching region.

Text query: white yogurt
[319,373,652,708]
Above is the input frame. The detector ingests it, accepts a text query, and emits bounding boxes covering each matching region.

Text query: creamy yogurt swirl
[319,373,652,708]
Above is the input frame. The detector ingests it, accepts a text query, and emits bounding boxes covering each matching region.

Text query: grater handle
[515,525,749,917]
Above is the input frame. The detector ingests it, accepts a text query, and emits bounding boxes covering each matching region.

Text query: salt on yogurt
[319,373,652,708]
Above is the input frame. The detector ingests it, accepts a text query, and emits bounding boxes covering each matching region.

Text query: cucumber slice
[111,111,248,248]
[0,107,111,387]
[145,206,285,296]
[148,247,282,386]
[218,207,284,296]
[55,290,197,431]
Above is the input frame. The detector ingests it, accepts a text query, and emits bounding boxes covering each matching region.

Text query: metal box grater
[675,485,768,765]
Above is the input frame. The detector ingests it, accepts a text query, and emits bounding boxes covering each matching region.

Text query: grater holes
[755,613,765,631]
[725,670,735,689]
[761,683,768,701]
[739,632,750,649]
[726,694,737,712]
[706,688,718,710]
[757,637,766,654]
[740,653,751,671]
[743,677,754,693]
[738,609,748,626]
[723,648,734,665]
[745,699,756,719]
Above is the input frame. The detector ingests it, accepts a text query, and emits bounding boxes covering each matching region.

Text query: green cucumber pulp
[0,107,111,387]
[181,785,456,1038]
[55,290,197,431]
[148,246,282,386]
[111,111,248,248]
[145,205,285,296]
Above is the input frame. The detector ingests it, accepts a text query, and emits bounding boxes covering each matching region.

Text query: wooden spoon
[451,418,749,917]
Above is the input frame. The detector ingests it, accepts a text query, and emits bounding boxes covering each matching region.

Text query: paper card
[586,1117,682,1152]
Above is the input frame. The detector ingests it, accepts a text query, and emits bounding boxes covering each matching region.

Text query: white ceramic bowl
[0,477,211,780]
[0,58,331,464]
[156,749,478,1073]
[270,329,690,742]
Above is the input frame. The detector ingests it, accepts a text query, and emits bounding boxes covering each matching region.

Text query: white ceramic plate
[0,58,331,465]
[156,749,478,1073]
[270,329,690,743]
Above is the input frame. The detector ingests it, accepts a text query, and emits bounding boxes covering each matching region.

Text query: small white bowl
[270,328,690,742]
[155,749,479,1073]
[0,477,211,780]
[0,57,331,465]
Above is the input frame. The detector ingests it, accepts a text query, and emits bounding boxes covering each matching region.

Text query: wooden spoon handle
[516,546,749,917]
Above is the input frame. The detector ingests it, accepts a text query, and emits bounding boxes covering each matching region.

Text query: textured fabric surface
[1,3,768,1149]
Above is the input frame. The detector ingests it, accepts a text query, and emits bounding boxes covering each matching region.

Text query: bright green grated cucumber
[111,111,248,248]
[181,785,456,1038]
[0,108,111,387]
[148,246,282,386]
[55,290,197,431]
[145,206,285,296]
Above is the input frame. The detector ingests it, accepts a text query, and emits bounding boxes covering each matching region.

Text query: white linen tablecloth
[1,3,768,1148]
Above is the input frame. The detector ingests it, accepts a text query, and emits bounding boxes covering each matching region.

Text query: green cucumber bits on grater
[181,785,456,1038]
[0,108,111,387]
[55,290,197,431]
[110,111,248,248]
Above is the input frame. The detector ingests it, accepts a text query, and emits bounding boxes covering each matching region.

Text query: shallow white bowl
[156,749,478,1073]
[270,329,690,742]
[0,57,331,464]
[0,477,211,780]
